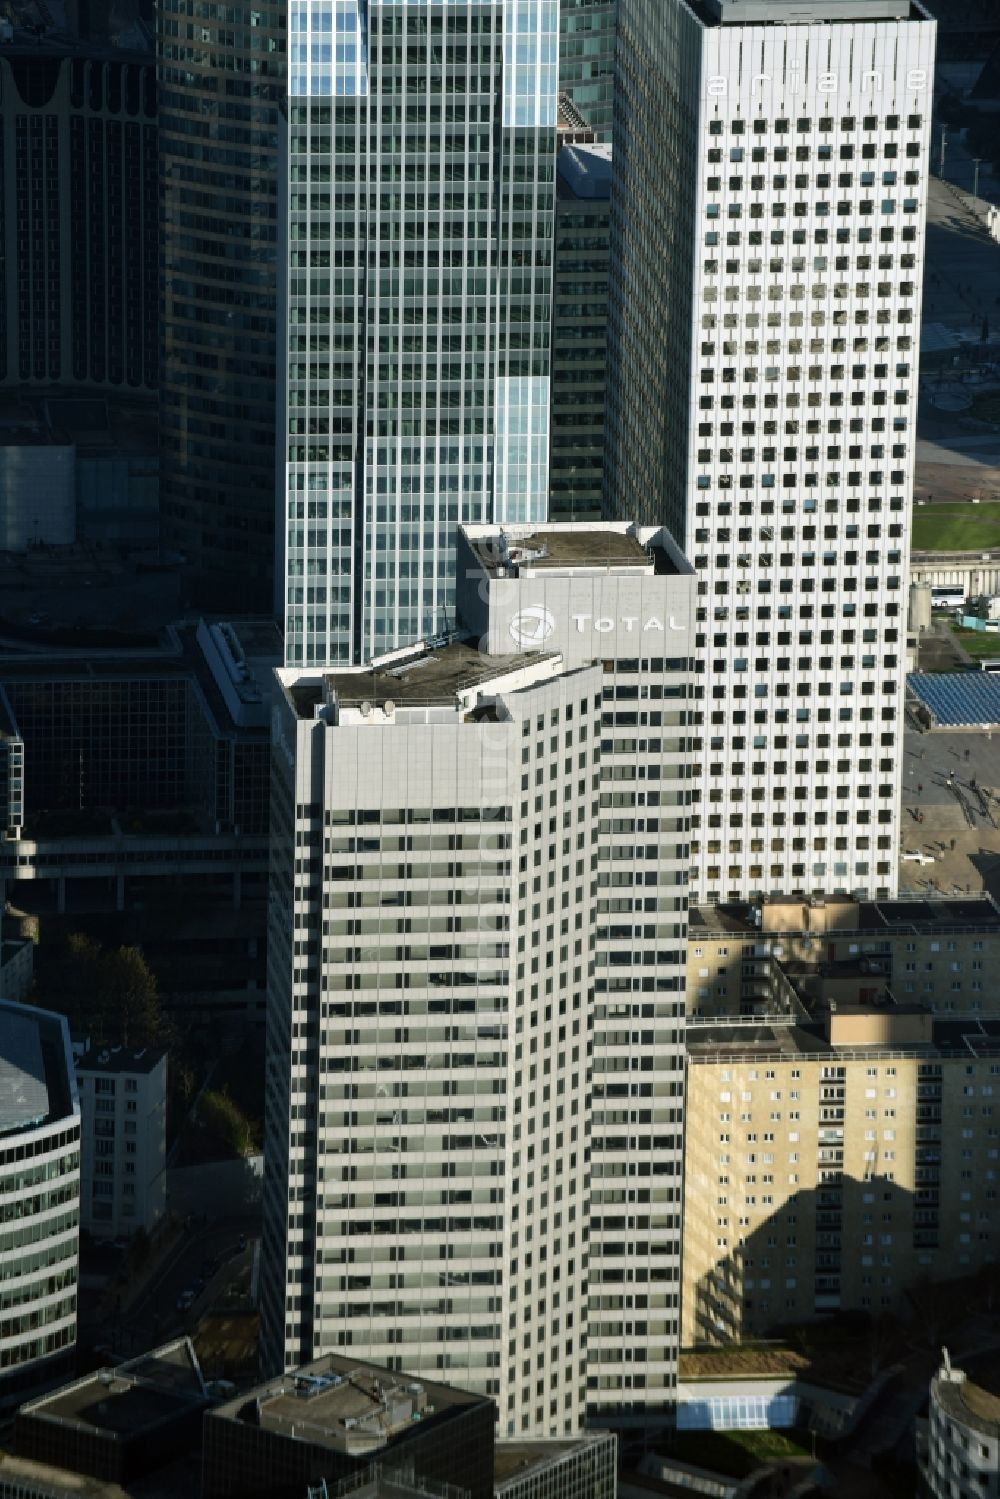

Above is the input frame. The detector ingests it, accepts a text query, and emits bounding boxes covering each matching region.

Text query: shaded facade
[0,41,157,390]
[0,999,80,1404]
[549,142,611,522]
[156,0,284,609]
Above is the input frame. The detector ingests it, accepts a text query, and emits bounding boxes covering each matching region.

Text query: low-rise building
[683,1006,1000,1345]
[75,1044,166,1240]
[0,998,80,1405]
[495,1434,616,1499]
[14,1339,209,1489]
[201,1356,496,1499]
[924,1352,1000,1499]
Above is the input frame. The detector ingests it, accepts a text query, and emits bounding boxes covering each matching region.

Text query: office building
[282,0,559,668]
[202,1356,495,1499]
[0,5,157,391]
[682,1006,1000,1345]
[604,0,936,905]
[0,621,275,1025]
[558,1,618,142]
[0,999,80,1405]
[549,143,612,522]
[264,521,696,1433]
[261,639,599,1432]
[495,1433,617,1499]
[923,1353,1000,1499]
[76,1043,167,1240]
[156,0,283,611]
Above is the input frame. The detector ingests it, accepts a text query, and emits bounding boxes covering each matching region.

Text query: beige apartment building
[682,1006,1000,1346]
[686,895,1000,1021]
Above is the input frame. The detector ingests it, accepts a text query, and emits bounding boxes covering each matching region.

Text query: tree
[34,934,166,1048]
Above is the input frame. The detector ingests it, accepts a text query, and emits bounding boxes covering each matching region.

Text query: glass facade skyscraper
[558,0,617,141]
[282,0,558,667]
[157,0,285,611]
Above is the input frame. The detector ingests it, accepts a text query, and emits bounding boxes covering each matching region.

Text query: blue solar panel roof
[908,673,1000,727]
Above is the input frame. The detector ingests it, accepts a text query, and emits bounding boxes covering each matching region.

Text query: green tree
[35,933,165,1048]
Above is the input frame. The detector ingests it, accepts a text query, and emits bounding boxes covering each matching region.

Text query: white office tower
[457,523,696,1428]
[283,0,559,668]
[604,0,935,907]
[262,521,697,1435]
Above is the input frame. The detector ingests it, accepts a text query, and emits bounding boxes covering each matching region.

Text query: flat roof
[908,672,1000,728]
[209,1354,491,1457]
[321,642,554,711]
[21,1339,207,1438]
[76,1044,166,1076]
[557,143,613,201]
[495,1436,614,1490]
[687,1022,828,1059]
[936,1356,1000,1436]
[688,1016,1000,1061]
[0,999,75,1137]
[708,0,912,20]
[0,1008,49,1134]
[689,894,1000,936]
[469,527,656,578]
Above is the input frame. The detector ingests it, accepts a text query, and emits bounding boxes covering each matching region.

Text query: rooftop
[210,1355,491,1458]
[706,0,913,22]
[935,1355,1000,1436]
[324,642,547,709]
[75,1043,166,1076]
[20,1339,208,1440]
[688,1015,1000,1061]
[557,143,613,201]
[0,1006,49,1134]
[909,672,1000,728]
[688,893,1000,936]
[283,641,563,720]
[465,524,666,579]
[0,999,75,1137]
[494,1436,614,1491]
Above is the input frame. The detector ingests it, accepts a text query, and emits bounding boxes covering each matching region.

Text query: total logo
[508,606,556,648]
[508,608,686,647]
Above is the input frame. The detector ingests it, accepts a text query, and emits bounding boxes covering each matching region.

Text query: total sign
[508,609,685,647]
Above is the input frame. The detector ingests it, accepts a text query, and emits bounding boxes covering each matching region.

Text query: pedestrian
[918,782,923,792]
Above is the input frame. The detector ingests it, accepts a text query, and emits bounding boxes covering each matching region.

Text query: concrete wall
[167,1155,263,1218]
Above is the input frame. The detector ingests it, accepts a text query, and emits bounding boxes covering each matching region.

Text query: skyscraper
[0,17,157,391]
[549,141,612,521]
[604,0,935,907]
[558,0,618,141]
[157,0,284,610]
[261,521,696,1433]
[281,0,559,668]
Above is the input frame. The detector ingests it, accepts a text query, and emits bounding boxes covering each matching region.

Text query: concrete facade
[264,522,698,1435]
[682,1010,1000,1344]
[76,1045,166,1241]
[604,0,936,906]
